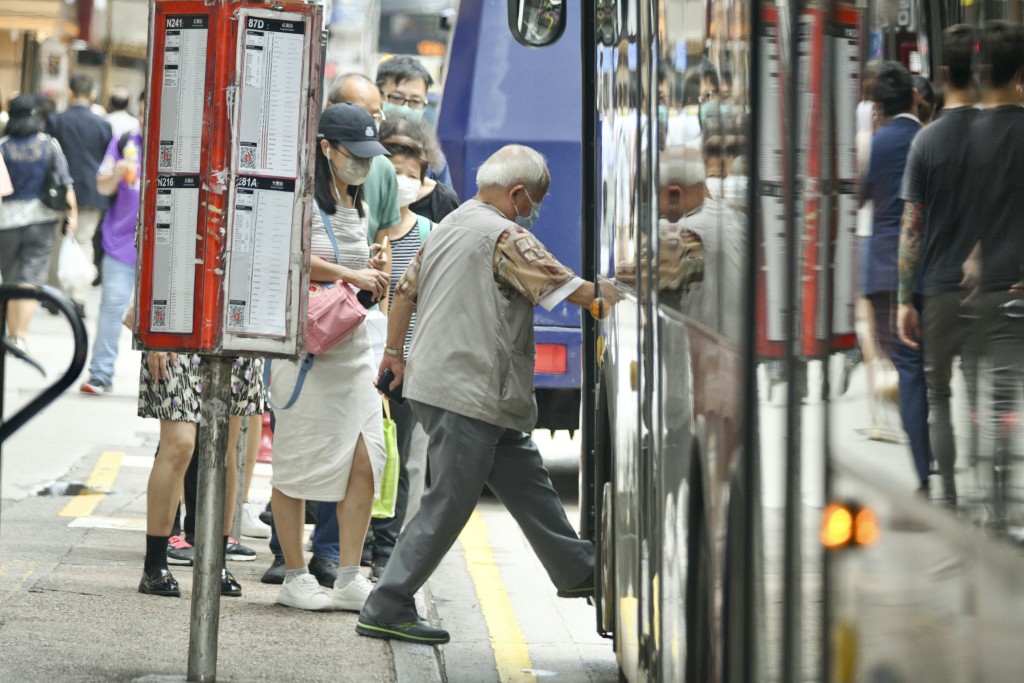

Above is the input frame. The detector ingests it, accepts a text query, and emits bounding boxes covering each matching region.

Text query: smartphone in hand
[376,368,405,403]
[357,289,377,308]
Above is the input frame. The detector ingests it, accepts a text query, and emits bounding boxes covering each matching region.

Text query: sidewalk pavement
[0,287,442,682]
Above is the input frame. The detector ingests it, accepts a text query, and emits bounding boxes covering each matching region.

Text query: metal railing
[0,284,88,537]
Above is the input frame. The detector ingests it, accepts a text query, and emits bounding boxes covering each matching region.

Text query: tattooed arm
[897,201,924,349]
[897,201,924,305]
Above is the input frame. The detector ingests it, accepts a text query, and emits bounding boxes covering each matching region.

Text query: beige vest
[405,199,538,432]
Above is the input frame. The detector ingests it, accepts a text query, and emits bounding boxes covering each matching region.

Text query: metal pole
[782,0,805,677]
[187,356,231,683]
[231,416,247,541]
[0,296,7,543]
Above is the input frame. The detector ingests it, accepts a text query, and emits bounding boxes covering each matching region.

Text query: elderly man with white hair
[356,144,620,644]
[658,144,745,341]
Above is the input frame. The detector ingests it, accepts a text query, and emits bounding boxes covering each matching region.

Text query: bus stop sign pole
[187,356,232,682]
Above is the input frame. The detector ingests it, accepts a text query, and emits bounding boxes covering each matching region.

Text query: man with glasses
[376,56,453,189]
[327,73,402,244]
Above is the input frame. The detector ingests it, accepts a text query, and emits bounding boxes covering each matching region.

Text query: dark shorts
[0,221,57,286]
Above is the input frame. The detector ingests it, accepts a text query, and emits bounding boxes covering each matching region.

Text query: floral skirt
[137,354,268,422]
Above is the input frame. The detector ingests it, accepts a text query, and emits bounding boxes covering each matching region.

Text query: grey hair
[659,145,706,186]
[475,145,549,193]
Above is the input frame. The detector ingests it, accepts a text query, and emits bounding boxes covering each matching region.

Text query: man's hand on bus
[569,279,621,318]
[897,304,920,350]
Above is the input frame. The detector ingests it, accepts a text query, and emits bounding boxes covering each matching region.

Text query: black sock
[145,534,169,575]
[223,536,230,570]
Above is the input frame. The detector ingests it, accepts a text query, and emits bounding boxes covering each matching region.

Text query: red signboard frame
[135,0,321,355]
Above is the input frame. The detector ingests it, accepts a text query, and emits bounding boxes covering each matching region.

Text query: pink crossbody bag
[307,203,366,353]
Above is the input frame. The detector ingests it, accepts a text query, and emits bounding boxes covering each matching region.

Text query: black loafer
[557,574,594,599]
[139,568,180,597]
[259,502,274,527]
[371,555,389,582]
[260,556,286,585]
[356,618,450,644]
[221,568,242,597]
[308,555,338,588]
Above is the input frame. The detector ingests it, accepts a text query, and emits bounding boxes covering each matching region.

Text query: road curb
[391,579,445,683]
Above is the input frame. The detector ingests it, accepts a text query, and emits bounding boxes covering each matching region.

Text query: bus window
[508,0,567,47]
[656,0,750,340]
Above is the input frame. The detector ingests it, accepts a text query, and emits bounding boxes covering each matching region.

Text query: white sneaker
[241,502,272,539]
[330,572,373,612]
[276,573,333,611]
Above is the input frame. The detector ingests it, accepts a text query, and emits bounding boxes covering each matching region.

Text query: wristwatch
[383,345,403,357]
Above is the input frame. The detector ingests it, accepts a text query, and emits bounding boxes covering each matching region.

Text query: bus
[437,0,586,432]
[507,0,1024,681]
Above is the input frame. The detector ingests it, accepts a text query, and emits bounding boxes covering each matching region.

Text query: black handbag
[38,137,69,212]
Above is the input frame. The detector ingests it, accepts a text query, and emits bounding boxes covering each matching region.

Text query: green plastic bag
[372,399,400,519]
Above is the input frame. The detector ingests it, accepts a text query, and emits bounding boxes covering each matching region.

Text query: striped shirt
[311,201,371,270]
[388,219,426,350]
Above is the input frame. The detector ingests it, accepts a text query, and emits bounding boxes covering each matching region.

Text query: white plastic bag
[364,309,388,369]
[57,235,97,291]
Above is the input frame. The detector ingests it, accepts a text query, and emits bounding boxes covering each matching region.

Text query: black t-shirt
[900,107,978,295]
[966,106,1024,291]
[409,182,460,224]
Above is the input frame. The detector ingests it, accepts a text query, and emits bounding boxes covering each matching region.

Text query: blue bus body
[437,0,583,431]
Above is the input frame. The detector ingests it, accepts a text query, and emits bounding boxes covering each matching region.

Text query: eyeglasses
[383,92,427,110]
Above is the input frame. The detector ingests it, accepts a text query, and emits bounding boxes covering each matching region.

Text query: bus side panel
[437,1,584,430]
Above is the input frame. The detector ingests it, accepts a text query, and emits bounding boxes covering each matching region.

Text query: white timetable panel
[158,14,208,174]
[226,176,296,336]
[237,16,306,178]
[151,175,200,333]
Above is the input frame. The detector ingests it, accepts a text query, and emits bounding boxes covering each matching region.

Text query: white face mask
[396,175,421,207]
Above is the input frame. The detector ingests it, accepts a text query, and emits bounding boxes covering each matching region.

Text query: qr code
[151,304,167,330]
[239,145,257,170]
[158,144,173,170]
[227,303,246,329]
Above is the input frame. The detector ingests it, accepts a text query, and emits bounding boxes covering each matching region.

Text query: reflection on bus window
[657,146,744,340]
[514,0,564,46]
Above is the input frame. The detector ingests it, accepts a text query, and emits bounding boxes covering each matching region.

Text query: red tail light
[535,343,567,374]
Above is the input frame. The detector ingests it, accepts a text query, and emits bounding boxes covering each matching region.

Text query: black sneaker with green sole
[556,575,595,599]
[355,619,450,644]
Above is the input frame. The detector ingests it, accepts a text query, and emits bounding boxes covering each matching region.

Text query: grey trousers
[361,400,594,622]
[922,291,977,502]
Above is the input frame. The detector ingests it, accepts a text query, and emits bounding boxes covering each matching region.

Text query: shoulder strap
[315,202,342,264]
[263,354,314,411]
[416,215,433,243]
[45,135,63,169]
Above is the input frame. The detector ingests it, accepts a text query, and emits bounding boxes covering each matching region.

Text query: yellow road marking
[459,510,536,683]
[0,561,37,606]
[58,451,124,518]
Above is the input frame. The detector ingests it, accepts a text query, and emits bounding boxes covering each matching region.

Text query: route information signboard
[135,0,323,357]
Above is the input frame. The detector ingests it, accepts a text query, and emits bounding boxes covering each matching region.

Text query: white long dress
[269,201,386,501]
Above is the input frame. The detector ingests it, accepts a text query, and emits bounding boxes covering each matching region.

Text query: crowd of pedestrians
[856,21,1024,515]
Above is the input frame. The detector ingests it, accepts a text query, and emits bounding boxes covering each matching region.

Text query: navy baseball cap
[318,103,389,159]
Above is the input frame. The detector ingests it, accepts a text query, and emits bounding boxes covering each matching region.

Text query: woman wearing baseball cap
[268,103,391,611]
